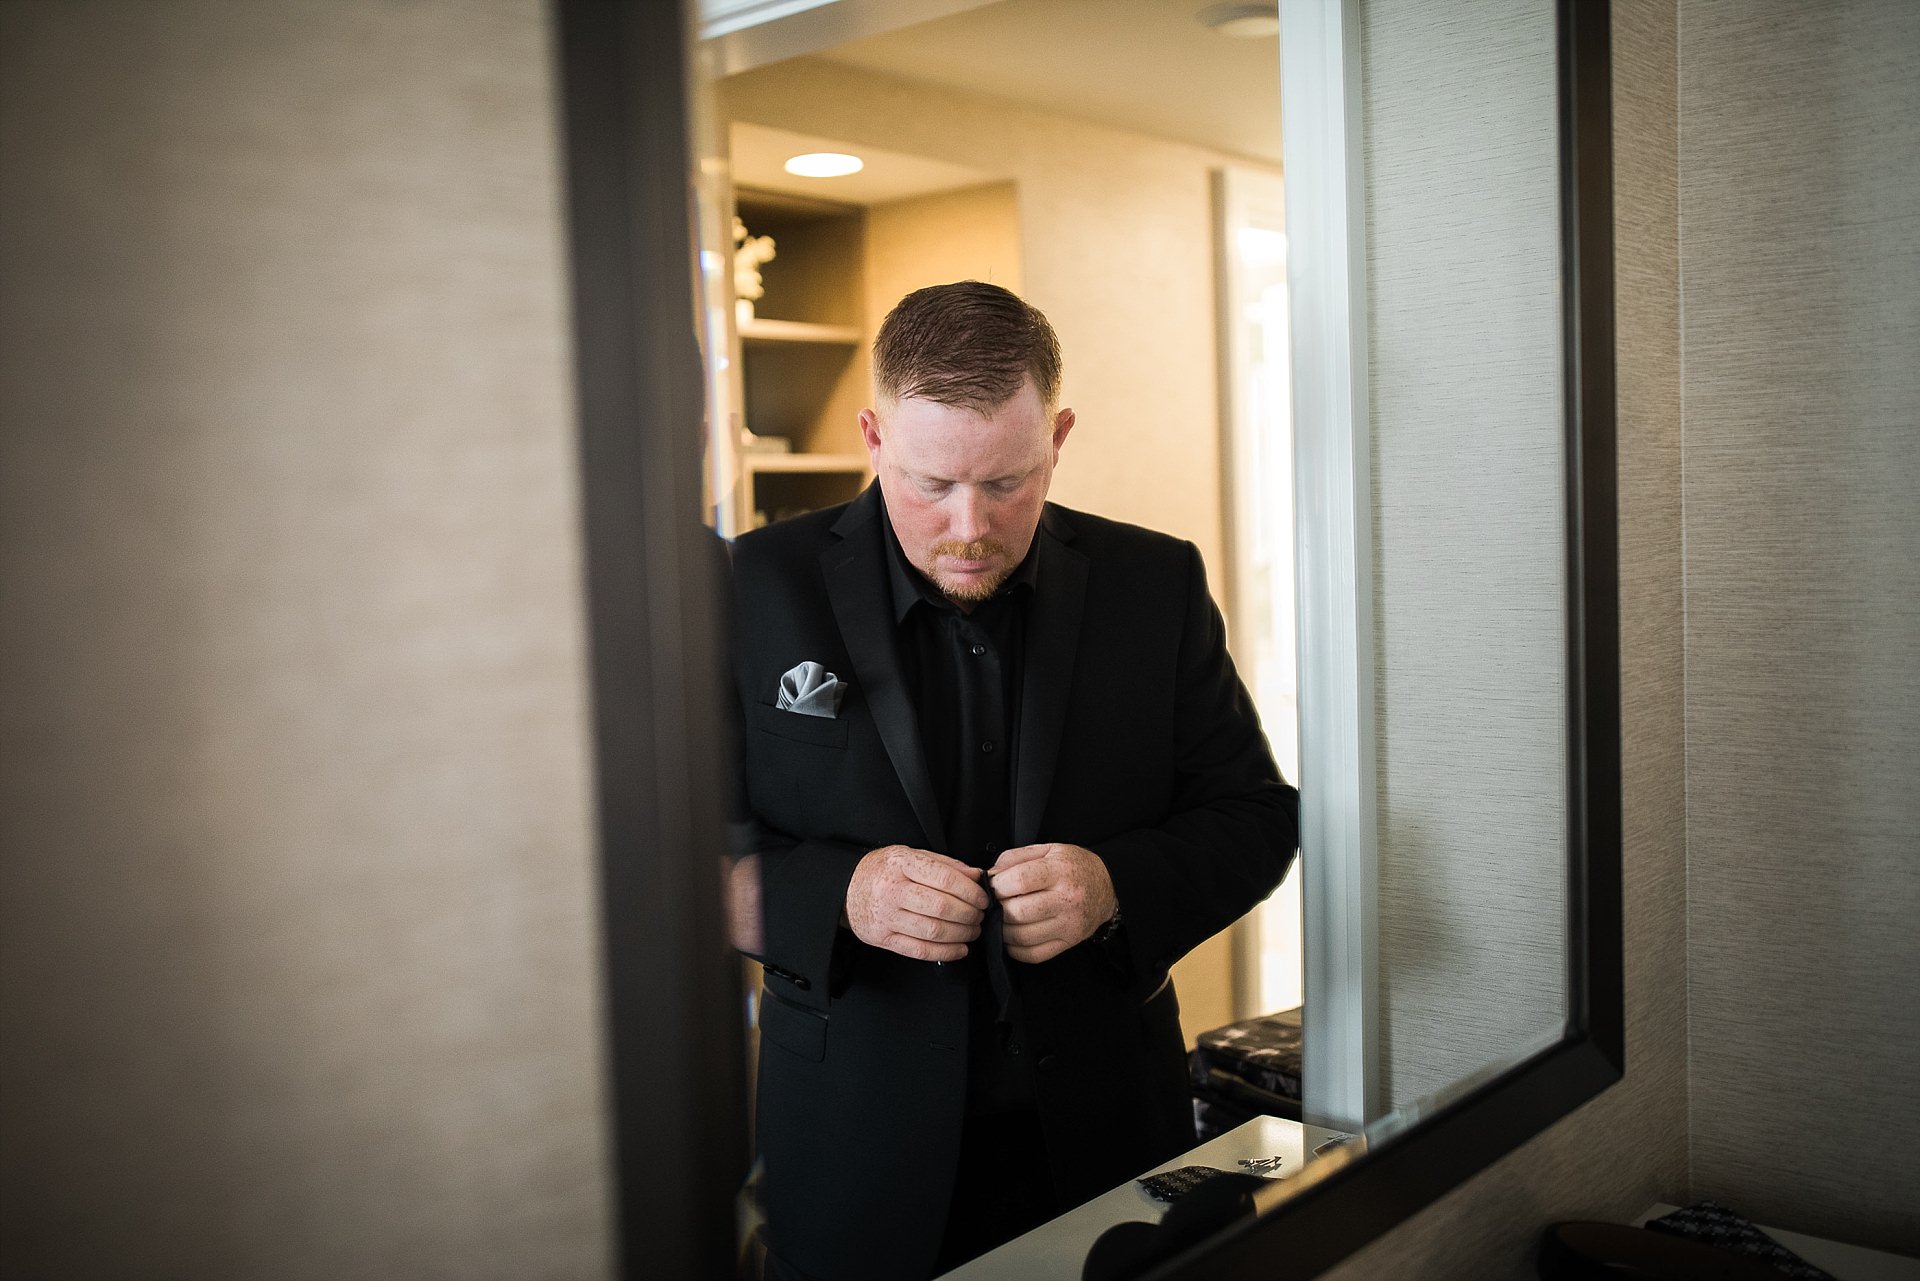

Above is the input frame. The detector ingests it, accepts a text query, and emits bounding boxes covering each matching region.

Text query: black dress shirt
[883,508,1040,1115]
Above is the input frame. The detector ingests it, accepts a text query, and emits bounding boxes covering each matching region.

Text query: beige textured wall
[1360,0,1571,1111]
[720,61,1274,1045]
[1320,2,1693,1273]
[1678,0,1920,1253]
[864,181,1025,335]
[0,3,611,1277]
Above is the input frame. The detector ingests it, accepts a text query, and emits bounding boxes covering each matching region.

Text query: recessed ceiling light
[1198,3,1280,38]
[783,152,864,178]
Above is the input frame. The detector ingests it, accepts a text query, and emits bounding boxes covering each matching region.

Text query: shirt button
[971,644,987,656]
[980,740,996,754]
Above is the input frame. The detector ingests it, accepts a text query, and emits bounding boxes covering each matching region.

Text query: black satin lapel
[1013,528,1088,844]
[822,536,949,853]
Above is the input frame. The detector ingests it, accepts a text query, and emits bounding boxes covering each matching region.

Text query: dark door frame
[553,2,748,1277]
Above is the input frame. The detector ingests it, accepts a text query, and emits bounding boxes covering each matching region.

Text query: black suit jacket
[729,486,1298,1281]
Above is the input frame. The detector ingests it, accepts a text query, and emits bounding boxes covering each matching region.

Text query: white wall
[0,4,612,1276]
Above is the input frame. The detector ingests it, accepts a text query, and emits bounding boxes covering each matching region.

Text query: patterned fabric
[1187,1009,1303,1141]
[1137,1166,1234,1203]
[1647,1202,1836,1281]
[1188,1007,1303,1099]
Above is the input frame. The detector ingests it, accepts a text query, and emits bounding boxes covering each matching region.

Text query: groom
[728,281,1297,1281]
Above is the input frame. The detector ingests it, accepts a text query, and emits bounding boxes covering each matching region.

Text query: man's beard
[926,539,1010,604]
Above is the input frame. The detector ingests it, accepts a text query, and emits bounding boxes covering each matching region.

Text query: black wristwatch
[1095,904,1124,943]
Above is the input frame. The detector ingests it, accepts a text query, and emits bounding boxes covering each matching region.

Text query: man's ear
[858,408,883,458]
[1051,407,1076,458]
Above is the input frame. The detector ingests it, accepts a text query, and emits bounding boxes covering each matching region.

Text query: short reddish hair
[871,281,1063,413]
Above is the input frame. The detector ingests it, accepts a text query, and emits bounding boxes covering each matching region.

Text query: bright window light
[1237,226,1289,269]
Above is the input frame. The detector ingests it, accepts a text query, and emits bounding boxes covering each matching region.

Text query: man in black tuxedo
[728,282,1297,1281]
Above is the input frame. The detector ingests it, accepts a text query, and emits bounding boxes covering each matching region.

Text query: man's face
[859,376,1075,607]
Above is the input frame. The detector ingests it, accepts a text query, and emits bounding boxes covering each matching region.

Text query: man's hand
[988,843,1118,964]
[844,845,990,962]
[727,854,763,956]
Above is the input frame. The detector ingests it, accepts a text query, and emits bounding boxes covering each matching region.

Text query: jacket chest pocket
[749,701,850,749]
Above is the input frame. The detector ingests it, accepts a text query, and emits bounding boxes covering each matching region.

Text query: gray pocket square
[775,661,847,718]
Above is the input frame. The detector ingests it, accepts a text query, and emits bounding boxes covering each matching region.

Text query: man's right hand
[843,845,990,962]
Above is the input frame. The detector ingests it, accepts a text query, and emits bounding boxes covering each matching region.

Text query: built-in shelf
[742,452,869,474]
[728,189,870,533]
[742,452,871,528]
[739,317,861,346]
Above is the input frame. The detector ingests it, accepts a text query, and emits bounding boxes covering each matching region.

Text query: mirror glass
[690,0,1572,1275]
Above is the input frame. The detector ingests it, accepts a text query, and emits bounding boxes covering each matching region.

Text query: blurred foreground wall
[0,3,613,1276]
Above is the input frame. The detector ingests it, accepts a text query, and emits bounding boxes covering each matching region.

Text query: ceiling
[760,0,1284,166]
[731,122,1000,204]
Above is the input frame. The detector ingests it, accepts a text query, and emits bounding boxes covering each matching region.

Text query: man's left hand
[988,843,1118,964]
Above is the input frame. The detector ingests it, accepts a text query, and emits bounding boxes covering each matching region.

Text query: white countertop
[940,1115,1355,1280]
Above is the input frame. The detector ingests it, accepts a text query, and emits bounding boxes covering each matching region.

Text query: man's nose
[951,487,990,542]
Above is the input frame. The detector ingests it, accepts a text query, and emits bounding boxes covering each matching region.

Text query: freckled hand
[987,843,1117,964]
[843,845,990,962]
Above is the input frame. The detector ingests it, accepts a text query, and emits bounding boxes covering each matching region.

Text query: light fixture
[1198,2,1279,38]
[783,152,864,178]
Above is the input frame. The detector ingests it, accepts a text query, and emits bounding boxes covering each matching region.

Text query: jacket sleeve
[733,820,866,1009]
[1091,541,1299,988]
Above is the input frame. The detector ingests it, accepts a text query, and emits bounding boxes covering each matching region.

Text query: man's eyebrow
[985,465,1041,487]
[903,465,1033,487]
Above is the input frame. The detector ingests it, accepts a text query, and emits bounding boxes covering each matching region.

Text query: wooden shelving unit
[740,317,862,346]
[732,188,873,529]
[742,451,870,473]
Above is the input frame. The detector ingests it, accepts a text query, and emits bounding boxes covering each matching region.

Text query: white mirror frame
[1279,0,1384,1134]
